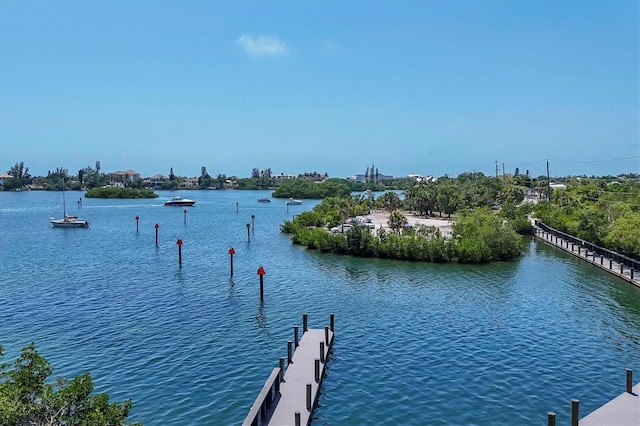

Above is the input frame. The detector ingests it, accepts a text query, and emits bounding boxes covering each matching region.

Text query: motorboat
[164,196,196,206]
[258,198,271,203]
[285,198,303,205]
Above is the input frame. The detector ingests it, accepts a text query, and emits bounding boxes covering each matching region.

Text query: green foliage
[602,213,640,259]
[453,208,524,263]
[377,192,402,212]
[272,178,351,199]
[85,187,158,199]
[3,162,32,190]
[387,210,408,233]
[282,198,523,264]
[0,343,140,425]
[533,177,640,259]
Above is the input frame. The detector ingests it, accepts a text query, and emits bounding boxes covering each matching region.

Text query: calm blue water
[1,190,638,425]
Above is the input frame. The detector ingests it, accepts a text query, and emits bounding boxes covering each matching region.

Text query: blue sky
[1,0,638,179]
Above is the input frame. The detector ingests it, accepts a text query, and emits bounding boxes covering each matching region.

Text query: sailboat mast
[62,179,66,217]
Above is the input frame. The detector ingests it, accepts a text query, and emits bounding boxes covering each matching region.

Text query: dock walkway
[267,328,333,425]
[243,315,334,426]
[533,222,640,288]
[580,382,640,426]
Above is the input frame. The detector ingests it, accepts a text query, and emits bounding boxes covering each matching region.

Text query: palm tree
[388,210,408,234]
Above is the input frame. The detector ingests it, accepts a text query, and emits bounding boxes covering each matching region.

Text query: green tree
[378,192,401,212]
[0,343,141,425]
[388,210,408,234]
[603,213,640,258]
[5,162,32,189]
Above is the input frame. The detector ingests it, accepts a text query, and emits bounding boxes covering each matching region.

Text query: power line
[552,155,640,164]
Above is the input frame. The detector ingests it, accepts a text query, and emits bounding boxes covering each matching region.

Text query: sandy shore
[356,211,454,237]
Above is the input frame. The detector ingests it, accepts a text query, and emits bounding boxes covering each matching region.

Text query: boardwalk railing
[244,313,335,426]
[535,220,640,271]
[244,368,281,426]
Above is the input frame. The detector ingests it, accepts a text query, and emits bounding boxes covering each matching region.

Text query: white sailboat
[50,180,89,228]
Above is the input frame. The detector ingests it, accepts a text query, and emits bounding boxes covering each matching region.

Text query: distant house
[273,173,296,180]
[407,174,434,183]
[0,173,11,186]
[549,183,567,190]
[179,177,199,189]
[144,174,166,188]
[112,169,141,182]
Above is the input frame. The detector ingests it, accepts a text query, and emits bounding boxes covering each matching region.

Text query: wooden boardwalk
[267,328,334,425]
[243,316,334,426]
[580,382,640,426]
[533,226,640,288]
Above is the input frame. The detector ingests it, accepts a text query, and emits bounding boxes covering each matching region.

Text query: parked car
[331,224,353,233]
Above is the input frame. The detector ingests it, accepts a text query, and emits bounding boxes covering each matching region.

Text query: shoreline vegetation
[2,161,638,260]
[281,197,527,264]
[84,187,158,199]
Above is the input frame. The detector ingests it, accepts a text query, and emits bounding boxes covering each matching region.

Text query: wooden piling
[626,369,633,393]
[303,313,308,333]
[294,326,299,348]
[547,412,556,426]
[571,399,579,426]
[279,357,285,382]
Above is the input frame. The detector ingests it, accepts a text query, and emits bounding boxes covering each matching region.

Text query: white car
[331,224,353,233]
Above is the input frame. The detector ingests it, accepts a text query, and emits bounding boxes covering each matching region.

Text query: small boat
[285,198,303,205]
[51,214,90,228]
[258,198,271,203]
[51,180,89,228]
[164,196,196,206]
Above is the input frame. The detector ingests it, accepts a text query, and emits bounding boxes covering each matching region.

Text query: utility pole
[502,163,505,182]
[546,160,551,201]
[495,161,498,178]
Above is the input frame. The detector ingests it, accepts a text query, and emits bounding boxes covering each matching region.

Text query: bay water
[1,190,638,425]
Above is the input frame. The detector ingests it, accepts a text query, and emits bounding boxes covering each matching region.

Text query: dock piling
[294,326,299,348]
[295,412,300,426]
[287,341,293,365]
[547,411,556,426]
[303,313,308,333]
[571,399,579,426]
[279,357,285,382]
[315,359,320,382]
[306,383,312,410]
[330,313,334,332]
[325,326,329,344]
[626,369,633,393]
[320,342,325,363]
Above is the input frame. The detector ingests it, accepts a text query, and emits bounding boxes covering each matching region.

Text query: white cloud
[236,34,287,57]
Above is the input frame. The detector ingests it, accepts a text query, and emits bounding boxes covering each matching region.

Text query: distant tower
[365,166,370,182]
[375,167,379,183]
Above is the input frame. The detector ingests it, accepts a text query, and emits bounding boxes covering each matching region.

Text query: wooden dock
[244,314,334,426]
[580,382,639,426]
[533,224,640,288]
[547,369,639,426]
